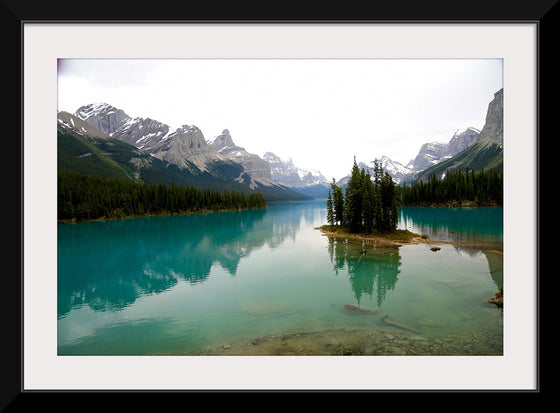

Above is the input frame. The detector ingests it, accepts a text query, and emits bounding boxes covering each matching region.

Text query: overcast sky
[57,58,502,181]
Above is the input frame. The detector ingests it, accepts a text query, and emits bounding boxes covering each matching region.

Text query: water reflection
[58,204,311,317]
[399,206,503,290]
[450,244,503,290]
[58,203,503,322]
[399,206,503,243]
[58,201,505,355]
[327,238,401,307]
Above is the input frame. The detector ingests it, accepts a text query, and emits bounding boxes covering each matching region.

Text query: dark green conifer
[344,157,364,233]
[326,190,334,226]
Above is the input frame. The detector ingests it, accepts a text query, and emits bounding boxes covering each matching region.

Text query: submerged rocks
[189,325,502,356]
[343,304,381,315]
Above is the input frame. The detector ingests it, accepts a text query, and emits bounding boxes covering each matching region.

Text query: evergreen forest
[326,160,503,235]
[327,159,399,234]
[399,168,503,206]
[58,171,267,221]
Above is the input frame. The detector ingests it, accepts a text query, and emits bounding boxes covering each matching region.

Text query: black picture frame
[7,0,554,407]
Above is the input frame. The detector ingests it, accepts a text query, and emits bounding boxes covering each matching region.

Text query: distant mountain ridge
[415,88,503,181]
[333,88,504,186]
[57,111,257,192]
[210,129,278,189]
[262,152,330,198]
[61,104,309,201]
[405,127,480,181]
[62,88,503,199]
[334,126,479,187]
[335,156,412,187]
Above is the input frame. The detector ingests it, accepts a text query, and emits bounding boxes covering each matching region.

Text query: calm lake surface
[57,201,503,355]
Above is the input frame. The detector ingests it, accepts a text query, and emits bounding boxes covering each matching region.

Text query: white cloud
[57,58,502,180]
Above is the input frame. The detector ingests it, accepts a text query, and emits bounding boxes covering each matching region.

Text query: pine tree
[326,190,334,226]
[362,170,376,233]
[373,158,384,188]
[344,157,364,233]
[331,178,345,226]
[379,171,398,232]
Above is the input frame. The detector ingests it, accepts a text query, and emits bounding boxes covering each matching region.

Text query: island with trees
[319,158,503,248]
[319,158,426,248]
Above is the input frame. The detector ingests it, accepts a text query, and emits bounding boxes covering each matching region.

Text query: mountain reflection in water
[57,202,503,355]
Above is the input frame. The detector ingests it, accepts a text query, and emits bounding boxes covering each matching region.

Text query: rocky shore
[173,326,502,356]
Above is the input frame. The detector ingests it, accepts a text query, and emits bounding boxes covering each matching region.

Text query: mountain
[335,156,412,187]
[74,103,132,136]
[71,103,308,200]
[415,89,503,181]
[75,103,224,174]
[62,107,308,201]
[210,130,278,188]
[57,111,242,190]
[377,156,413,184]
[263,152,330,198]
[405,127,480,182]
[333,125,479,187]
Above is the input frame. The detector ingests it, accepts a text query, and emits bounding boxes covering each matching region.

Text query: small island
[319,158,503,308]
[318,158,495,249]
[320,158,407,244]
[316,225,428,248]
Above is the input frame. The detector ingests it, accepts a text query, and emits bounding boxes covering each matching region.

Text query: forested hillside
[399,168,502,206]
[58,171,267,221]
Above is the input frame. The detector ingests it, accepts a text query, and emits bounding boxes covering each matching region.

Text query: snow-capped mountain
[377,156,412,184]
[335,156,412,187]
[57,110,111,140]
[263,152,330,198]
[75,103,172,153]
[74,103,131,135]
[404,127,480,182]
[71,103,308,200]
[263,152,329,188]
[333,126,479,186]
[209,129,277,188]
[414,89,503,181]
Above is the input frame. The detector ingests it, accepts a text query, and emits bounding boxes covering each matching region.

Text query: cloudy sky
[57,58,502,181]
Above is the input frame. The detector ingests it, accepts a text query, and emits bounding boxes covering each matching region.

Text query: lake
[57,200,503,355]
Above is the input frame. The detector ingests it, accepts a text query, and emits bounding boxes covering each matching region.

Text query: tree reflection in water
[327,237,401,307]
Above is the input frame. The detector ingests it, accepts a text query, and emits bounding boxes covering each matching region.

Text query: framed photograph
[12,2,550,402]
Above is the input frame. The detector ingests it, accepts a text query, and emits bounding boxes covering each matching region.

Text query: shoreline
[164,324,503,356]
[315,225,432,248]
[400,201,502,207]
[315,225,503,252]
[57,205,268,224]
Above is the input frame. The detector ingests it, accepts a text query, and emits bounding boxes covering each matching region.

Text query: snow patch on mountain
[263,152,329,188]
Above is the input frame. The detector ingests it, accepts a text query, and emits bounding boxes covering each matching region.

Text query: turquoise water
[57,201,503,355]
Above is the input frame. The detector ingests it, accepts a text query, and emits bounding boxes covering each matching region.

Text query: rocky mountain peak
[406,126,479,180]
[210,129,240,154]
[448,127,480,155]
[75,103,131,135]
[473,88,503,147]
[57,111,111,140]
[264,151,328,188]
[263,152,282,163]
